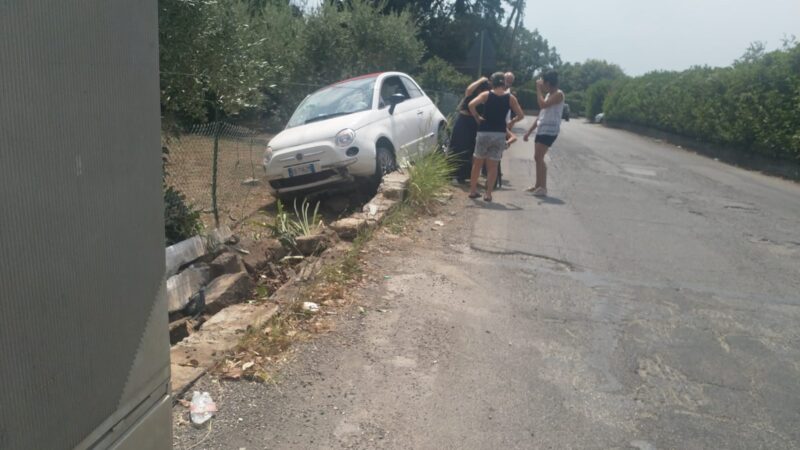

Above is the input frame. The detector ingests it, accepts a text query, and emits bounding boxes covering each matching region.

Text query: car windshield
[286,77,376,128]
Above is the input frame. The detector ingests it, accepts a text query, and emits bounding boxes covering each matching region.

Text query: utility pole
[477,29,485,78]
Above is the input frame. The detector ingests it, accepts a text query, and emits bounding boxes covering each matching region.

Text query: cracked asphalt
[173,120,800,449]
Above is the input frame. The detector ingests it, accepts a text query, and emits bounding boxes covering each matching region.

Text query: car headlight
[335,128,356,148]
[263,146,273,166]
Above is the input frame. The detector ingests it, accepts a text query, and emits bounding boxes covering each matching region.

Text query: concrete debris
[209,252,246,279]
[295,233,328,256]
[302,302,320,313]
[331,216,369,240]
[165,236,206,277]
[166,264,211,313]
[165,227,235,276]
[239,238,286,274]
[378,172,410,200]
[203,272,255,315]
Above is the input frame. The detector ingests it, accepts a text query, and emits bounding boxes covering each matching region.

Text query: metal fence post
[211,120,221,228]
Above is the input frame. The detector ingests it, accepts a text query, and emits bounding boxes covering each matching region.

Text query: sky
[524,0,800,75]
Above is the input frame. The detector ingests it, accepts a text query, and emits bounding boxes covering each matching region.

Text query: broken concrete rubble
[330,215,369,240]
[209,252,246,279]
[203,272,255,315]
[166,264,211,313]
[378,172,409,201]
[165,226,234,277]
[238,238,287,274]
[294,225,338,256]
[170,303,278,394]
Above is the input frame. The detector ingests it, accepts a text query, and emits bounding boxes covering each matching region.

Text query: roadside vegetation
[594,41,800,161]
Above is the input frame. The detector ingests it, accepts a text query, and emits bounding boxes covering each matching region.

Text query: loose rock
[203,272,255,315]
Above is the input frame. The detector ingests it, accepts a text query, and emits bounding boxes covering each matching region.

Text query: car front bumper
[264,139,375,195]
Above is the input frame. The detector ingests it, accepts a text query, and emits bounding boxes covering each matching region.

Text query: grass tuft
[406,150,456,212]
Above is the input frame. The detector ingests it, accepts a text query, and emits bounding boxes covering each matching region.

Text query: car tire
[374,145,397,182]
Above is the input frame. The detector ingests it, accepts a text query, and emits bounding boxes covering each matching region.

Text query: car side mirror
[388,93,406,115]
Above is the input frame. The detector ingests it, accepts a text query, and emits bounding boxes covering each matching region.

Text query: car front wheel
[373,146,397,184]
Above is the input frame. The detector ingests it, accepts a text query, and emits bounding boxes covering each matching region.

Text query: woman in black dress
[448,77,490,184]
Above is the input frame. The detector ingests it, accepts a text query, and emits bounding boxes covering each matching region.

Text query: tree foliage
[415,56,472,93]
[159,0,274,131]
[301,1,424,86]
[603,43,800,160]
[584,79,615,119]
[556,59,626,116]
[558,59,626,93]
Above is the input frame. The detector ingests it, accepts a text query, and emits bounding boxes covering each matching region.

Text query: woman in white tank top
[523,70,565,197]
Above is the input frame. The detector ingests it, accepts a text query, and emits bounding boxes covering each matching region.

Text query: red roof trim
[333,72,384,85]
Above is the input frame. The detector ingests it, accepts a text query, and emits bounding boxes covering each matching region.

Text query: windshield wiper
[304,111,352,124]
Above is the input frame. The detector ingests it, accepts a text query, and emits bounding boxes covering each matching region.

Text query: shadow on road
[535,196,566,205]
[466,201,524,211]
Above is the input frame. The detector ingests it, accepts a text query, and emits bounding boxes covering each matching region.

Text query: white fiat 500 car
[263,72,447,197]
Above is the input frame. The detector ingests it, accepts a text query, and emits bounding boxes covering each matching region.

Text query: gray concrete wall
[0,1,169,449]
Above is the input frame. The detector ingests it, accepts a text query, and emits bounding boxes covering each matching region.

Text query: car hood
[269,110,377,150]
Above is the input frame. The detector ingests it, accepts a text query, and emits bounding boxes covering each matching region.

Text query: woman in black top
[467,72,524,201]
[447,77,490,183]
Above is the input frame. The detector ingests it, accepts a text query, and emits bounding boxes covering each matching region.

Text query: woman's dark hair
[490,72,506,88]
[542,70,559,87]
[477,80,491,93]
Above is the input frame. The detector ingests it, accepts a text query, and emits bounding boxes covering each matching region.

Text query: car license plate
[285,163,317,178]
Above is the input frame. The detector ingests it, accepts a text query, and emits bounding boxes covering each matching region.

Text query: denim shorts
[474,132,506,161]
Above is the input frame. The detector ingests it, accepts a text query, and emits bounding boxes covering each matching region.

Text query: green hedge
[516,88,537,111]
[603,44,800,160]
[585,80,614,119]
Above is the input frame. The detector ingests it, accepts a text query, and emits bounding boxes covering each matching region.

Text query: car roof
[333,72,384,84]
[330,71,413,86]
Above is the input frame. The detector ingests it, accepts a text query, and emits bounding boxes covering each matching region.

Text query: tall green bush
[415,56,471,94]
[585,79,614,119]
[299,0,424,86]
[603,44,800,160]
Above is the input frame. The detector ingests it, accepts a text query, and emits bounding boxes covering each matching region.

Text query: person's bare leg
[485,159,499,200]
[469,157,484,196]
[534,143,549,189]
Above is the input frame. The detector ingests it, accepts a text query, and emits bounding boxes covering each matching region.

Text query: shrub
[164,186,202,246]
[603,43,800,160]
[585,79,614,119]
[415,56,471,94]
[406,150,456,211]
[515,88,537,111]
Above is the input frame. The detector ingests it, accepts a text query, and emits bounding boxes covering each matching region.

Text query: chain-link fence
[164,122,272,229]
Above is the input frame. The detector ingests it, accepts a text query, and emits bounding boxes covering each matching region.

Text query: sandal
[483,195,492,202]
[468,192,480,199]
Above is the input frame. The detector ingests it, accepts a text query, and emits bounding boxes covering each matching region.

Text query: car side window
[379,76,410,108]
[400,77,423,98]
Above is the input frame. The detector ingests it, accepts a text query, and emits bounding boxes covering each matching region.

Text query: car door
[378,75,417,162]
[400,76,436,155]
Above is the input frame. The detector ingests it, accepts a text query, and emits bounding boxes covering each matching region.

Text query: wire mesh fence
[164,122,272,229]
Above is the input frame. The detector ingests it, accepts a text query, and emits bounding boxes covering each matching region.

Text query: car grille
[269,170,337,189]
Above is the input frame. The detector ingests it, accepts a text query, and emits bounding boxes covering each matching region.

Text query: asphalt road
[173,119,800,449]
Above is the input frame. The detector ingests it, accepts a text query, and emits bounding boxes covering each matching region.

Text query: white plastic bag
[189,391,217,425]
